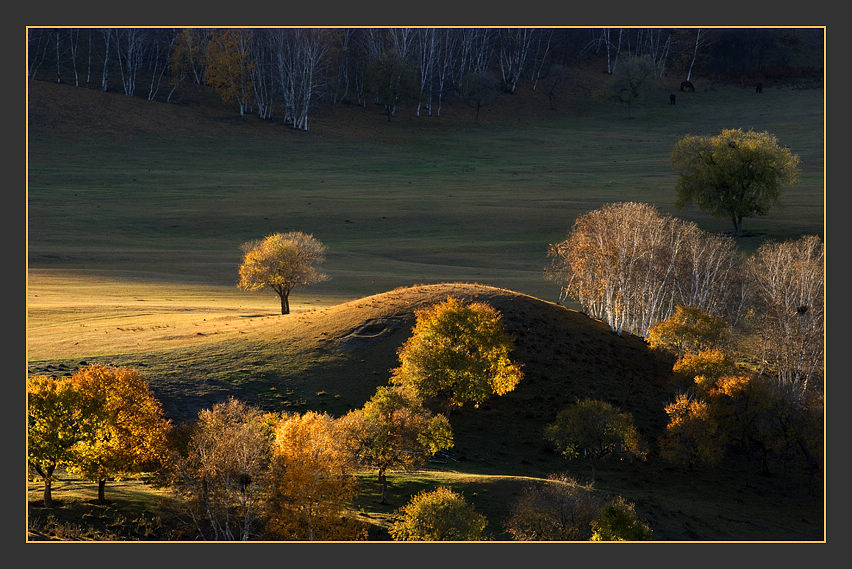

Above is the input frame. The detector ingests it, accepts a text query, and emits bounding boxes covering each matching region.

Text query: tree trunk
[378,471,388,504]
[43,477,53,508]
[98,479,107,503]
[280,293,290,315]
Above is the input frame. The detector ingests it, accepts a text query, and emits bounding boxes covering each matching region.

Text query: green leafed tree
[544,399,645,482]
[340,384,453,504]
[237,232,329,315]
[610,55,655,118]
[390,296,523,410]
[590,496,653,541]
[27,375,84,507]
[389,486,488,541]
[671,128,800,236]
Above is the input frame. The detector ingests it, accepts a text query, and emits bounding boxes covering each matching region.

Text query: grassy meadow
[26,76,825,541]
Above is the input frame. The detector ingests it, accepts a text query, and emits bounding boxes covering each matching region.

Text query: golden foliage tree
[658,392,725,468]
[69,365,171,503]
[27,375,84,507]
[265,411,365,541]
[237,231,329,315]
[544,399,645,482]
[671,128,800,236]
[389,486,487,541]
[505,475,603,541]
[167,398,277,540]
[204,29,254,116]
[390,296,523,410]
[340,384,453,504]
[647,305,731,358]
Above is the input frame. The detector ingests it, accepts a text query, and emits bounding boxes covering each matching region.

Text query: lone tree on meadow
[391,296,524,410]
[671,128,800,236]
[237,232,328,315]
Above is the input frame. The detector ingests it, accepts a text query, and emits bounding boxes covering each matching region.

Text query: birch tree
[115,28,147,96]
[166,399,277,541]
[546,202,741,337]
[746,235,824,391]
[498,28,535,94]
[205,29,254,117]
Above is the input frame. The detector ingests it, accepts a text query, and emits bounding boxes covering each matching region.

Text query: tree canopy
[340,384,453,504]
[390,296,523,409]
[237,231,328,315]
[544,399,645,482]
[27,375,85,507]
[389,486,488,541]
[69,365,171,503]
[671,128,800,236]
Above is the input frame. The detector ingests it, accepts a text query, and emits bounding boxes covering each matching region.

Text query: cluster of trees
[28,28,822,129]
[647,307,823,477]
[27,365,171,507]
[547,203,824,393]
[28,295,527,541]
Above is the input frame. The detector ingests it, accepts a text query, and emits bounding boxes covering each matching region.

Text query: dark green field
[27,75,825,542]
[28,78,823,302]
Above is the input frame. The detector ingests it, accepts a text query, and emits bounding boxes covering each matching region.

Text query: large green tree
[544,399,645,482]
[390,296,523,410]
[671,128,800,236]
[340,384,453,504]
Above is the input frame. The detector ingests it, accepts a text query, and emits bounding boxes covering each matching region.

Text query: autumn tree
[671,128,800,236]
[590,496,653,541]
[745,235,824,392]
[546,202,742,337]
[205,29,255,117]
[237,231,329,315]
[27,375,84,507]
[647,305,731,358]
[544,399,645,482]
[505,475,602,541]
[340,384,453,504]
[265,411,365,541]
[658,392,725,468]
[166,398,277,540]
[389,486,487,541]
[69,365,171,503]
[390,296,523,410]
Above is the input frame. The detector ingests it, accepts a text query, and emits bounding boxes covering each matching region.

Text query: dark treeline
[27,28,823,130]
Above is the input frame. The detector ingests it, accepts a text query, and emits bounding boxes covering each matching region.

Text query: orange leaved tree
[265,411,365,541]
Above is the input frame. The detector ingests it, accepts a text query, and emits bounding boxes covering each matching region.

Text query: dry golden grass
[26,268,353,360]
